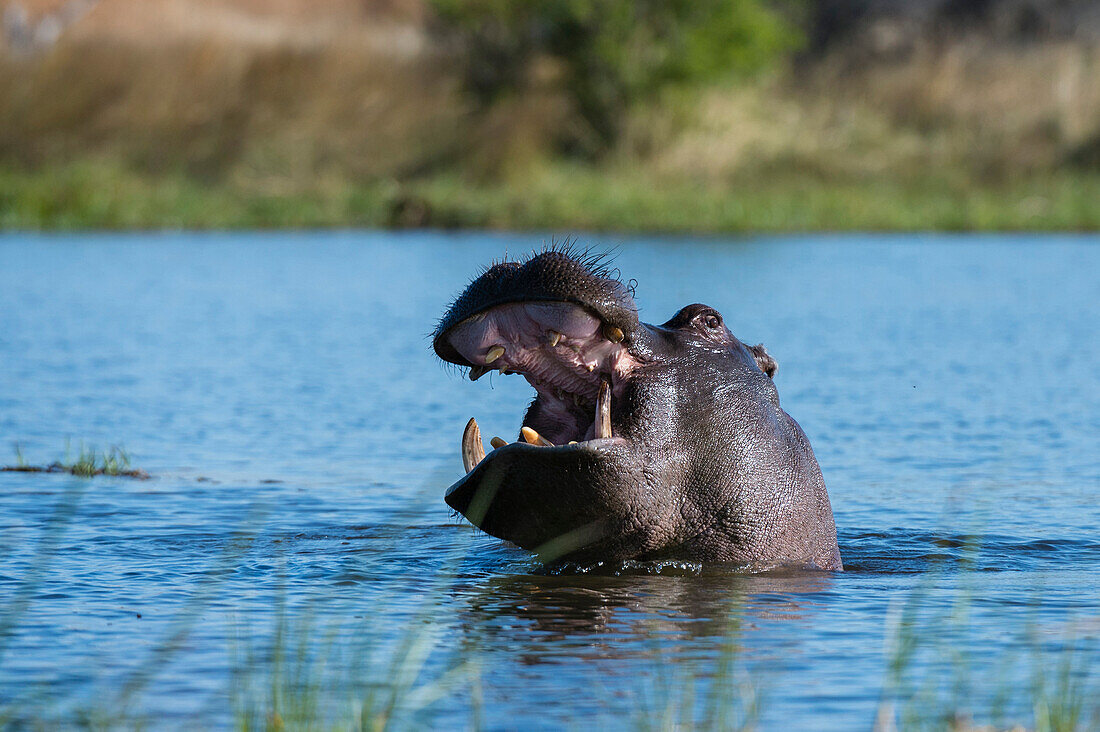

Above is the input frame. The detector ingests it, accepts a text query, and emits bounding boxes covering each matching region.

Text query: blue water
[0,232,1097,729]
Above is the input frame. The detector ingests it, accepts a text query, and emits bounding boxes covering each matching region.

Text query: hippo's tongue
[459,374,613,474]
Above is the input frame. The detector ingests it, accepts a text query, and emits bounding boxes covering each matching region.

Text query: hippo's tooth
[604,325,624,343]
[462,418,486,473]
[520,426,554,446]
[490,436,508,449]
[547,330,562,347]
[469,365,488,381]
[485,345,505,364]
[595,377,611,439]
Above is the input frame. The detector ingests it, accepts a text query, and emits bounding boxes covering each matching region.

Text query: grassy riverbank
[4,161,1100,232]
[3,1,1100,233]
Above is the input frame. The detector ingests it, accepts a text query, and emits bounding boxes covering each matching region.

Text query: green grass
[406,165,1100,233]
[67,444,132,477]
[2,441,148,479]
[3,160,1100,232]
[0,162,396,231]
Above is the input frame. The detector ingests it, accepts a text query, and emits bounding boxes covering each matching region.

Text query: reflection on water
[0,232,1098,729]
[458,569,833,647]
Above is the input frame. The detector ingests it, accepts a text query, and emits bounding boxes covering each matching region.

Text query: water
[0,232,1097,729]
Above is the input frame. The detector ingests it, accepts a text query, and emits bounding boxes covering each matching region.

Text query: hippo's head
[433,248,841,570]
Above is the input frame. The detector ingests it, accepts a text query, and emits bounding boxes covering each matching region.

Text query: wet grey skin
[433,248,842,570]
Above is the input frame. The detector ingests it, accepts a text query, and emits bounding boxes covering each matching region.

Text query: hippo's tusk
[469,365,488,381]
[595,376,611,439]
[490,436,508,449]
[485,345,505,364]
[604,325,624,343]
[520,426,554,446]
[462,418,486,473]
[547,330,562,347]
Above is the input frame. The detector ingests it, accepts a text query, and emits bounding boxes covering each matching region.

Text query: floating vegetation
[2,442,149,480]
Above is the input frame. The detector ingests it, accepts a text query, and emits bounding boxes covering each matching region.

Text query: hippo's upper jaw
[433,248,843,570]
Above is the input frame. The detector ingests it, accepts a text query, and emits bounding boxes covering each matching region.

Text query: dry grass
[632,39,1100,187]
[0,34,469,182]
[810,39,1100,173]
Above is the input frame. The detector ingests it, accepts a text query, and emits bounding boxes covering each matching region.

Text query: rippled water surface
[1,233,1098,729]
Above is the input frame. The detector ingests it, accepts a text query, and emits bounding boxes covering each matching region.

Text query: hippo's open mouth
[447,301,641,462]
[433,248,645,472]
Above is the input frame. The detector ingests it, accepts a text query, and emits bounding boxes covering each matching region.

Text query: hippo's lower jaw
[434,248,843,569]
[445,437,631,560]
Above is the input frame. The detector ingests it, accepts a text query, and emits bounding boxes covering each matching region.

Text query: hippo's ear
[747,343,778,378]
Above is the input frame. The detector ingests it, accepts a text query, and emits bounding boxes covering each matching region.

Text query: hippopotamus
[433,248,842,570]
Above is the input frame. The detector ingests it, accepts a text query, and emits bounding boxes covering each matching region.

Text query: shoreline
[4,162,1099,233]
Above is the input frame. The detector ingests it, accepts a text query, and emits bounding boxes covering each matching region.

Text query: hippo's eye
[703,314,721,330]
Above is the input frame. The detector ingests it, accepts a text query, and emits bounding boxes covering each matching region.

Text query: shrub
[431,0,803,155]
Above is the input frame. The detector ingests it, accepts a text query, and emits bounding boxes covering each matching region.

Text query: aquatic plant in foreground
[1,487,1098,730]
[874,541,1099,732]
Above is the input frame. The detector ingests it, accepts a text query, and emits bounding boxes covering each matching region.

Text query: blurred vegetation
[4,158,1099,232]
[430,0,802,155]
[0,0,1099,231]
